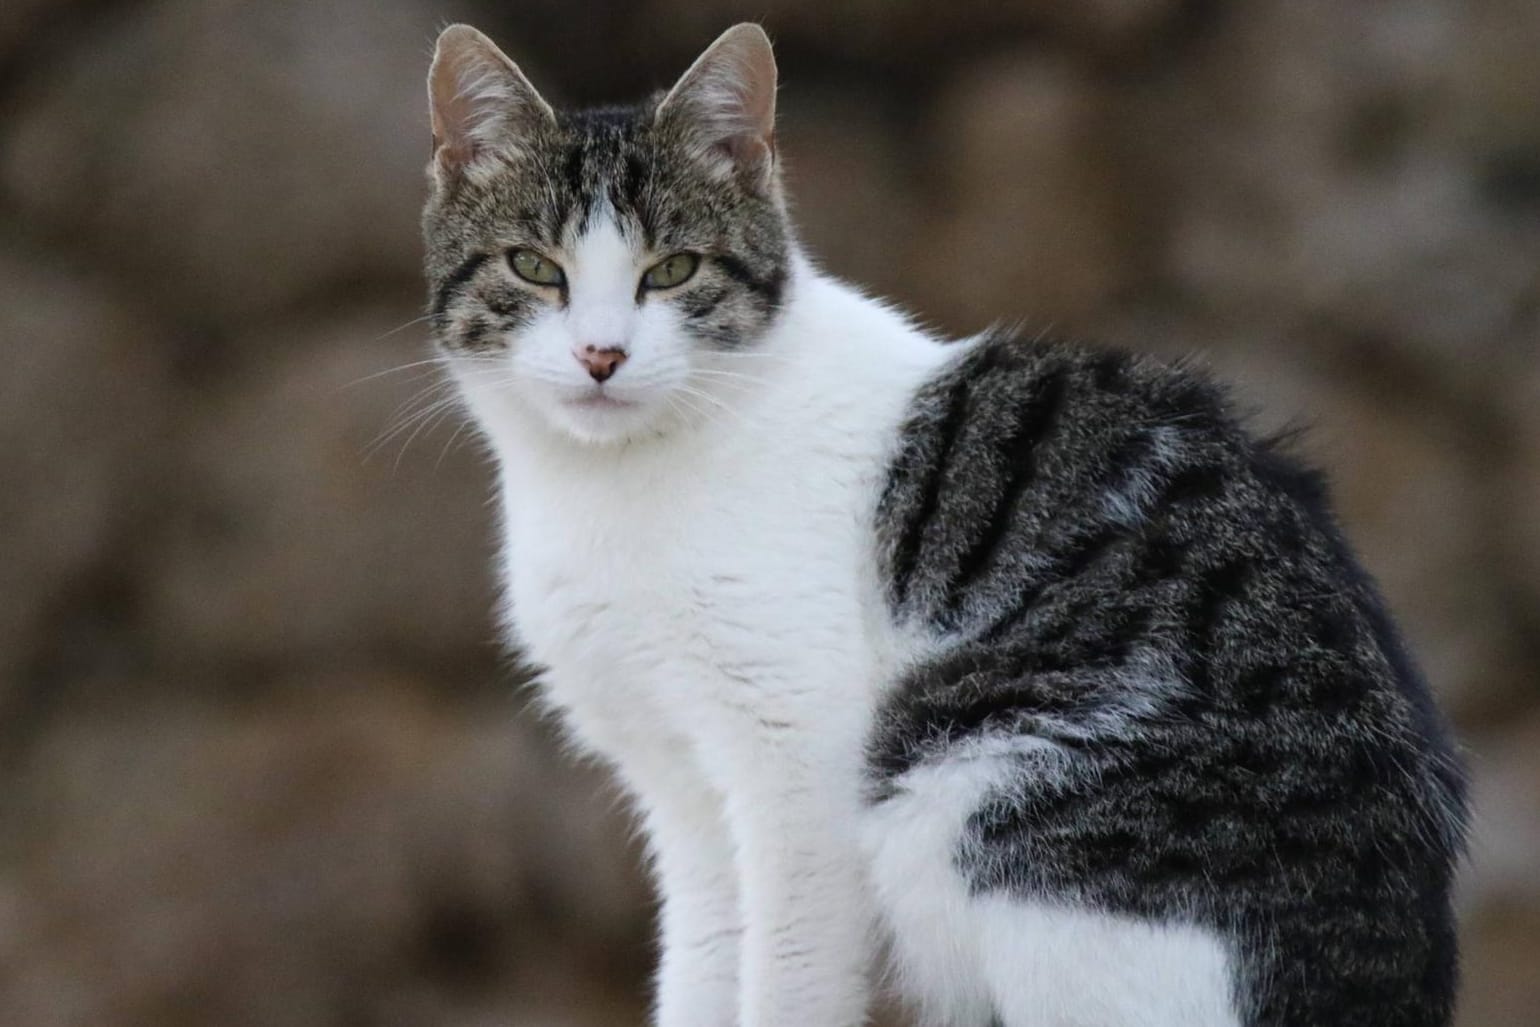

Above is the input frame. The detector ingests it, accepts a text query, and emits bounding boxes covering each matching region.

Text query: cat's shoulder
[901,326,1256,460]
[937,328,1232,416]
[883,325,1338,560]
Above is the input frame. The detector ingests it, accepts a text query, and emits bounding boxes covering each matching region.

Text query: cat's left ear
[428,24,555,187]
[656,23,778,193]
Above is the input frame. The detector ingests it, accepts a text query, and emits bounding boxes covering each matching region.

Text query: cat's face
[422,24,789,445]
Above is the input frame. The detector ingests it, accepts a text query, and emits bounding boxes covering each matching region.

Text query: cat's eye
[642,253,700,291]
[510,249,565,287]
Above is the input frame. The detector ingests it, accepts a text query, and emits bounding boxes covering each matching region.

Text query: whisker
[371,314,435,343]
[342,356,456,391]
[688,368,770,389]
[364,383,464,463]
[434,420,474,470]
[343,347,503,395]
[705,349,795,361]
[669,391,719,429]
[373,378,458,432]
[391,397,465,472]
[363,404,449,464]
[674,382,760,430]
[674,382,732,411]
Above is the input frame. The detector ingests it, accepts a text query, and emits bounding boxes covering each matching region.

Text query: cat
[420,22,1467,1027]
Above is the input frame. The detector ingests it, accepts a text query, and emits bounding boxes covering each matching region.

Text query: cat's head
[422,23,791,446]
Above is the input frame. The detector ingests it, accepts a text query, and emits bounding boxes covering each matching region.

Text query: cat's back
[865,329,1466,1025]
[874,329,1461,768]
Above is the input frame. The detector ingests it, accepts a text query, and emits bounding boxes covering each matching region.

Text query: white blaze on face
[565,215,640,355]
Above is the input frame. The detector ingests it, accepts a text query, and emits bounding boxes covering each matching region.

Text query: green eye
[642,253,700,290]
[509,249,565,286]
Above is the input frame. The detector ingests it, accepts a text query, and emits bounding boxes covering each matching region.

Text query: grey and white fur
[419,21,1466,1027]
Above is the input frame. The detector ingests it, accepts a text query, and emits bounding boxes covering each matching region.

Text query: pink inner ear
[429,53,473,164]
[436,134,477,170]
[428,27,554,176]
[724,133,772,171]
[658,25,778,179]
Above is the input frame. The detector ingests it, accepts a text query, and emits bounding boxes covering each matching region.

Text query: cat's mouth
[563,390,637,411]
[539,378,672,443]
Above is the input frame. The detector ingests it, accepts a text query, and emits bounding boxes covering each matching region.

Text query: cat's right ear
[427,24,554,187]
[656,24,778,193]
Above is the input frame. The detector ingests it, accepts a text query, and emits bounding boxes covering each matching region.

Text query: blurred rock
[633,0,1182,69]
[1449,0,1540,157]
[1155,0,1540,392]
[1457,711,1540,1026]
[0,0,458,326]
[139,305,498,677]
[0,241,173,710]
[1456,901,1540,1027]
[916,53,1133,333]
[1463,712,1540,908]
[780,93,925,307]
[0,0,59,68]
[1498,348,1540,622]
[0,680,650,1027]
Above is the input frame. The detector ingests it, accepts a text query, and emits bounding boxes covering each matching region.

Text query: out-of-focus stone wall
[1,1,1536,1024]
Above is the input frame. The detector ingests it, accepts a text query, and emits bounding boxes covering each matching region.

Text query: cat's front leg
[630,749,743,1027]
[718,742,873,1027]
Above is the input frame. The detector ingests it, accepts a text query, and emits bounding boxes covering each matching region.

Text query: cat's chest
[509,502,727,678]
[501,447,878,718]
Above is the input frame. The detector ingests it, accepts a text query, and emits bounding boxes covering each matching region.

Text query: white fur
[865,739,1240,1027]
[449,217,1241,1026]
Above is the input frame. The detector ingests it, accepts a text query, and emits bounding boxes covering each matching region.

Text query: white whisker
[668,389,720,429]
[674,382,762,430]
[364,380,468,466]
[688,367,770,389]
[342,356,455,391]
[434,419,473,470]
[370,314,436,344]
[391,397,465,472]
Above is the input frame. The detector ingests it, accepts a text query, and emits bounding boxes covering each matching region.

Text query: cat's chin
[541,390,676,446]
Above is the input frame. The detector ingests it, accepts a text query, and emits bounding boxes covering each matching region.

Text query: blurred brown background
[2,0,1537,1024]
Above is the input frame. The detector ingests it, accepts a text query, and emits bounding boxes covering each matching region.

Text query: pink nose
[576,345,627,382]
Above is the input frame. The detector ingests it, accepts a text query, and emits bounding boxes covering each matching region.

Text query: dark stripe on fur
[940,366,1068,616]
[431,252,490,321]
[886,365,978,610]
[714,253,785,310]
[867,329,1467,1027]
